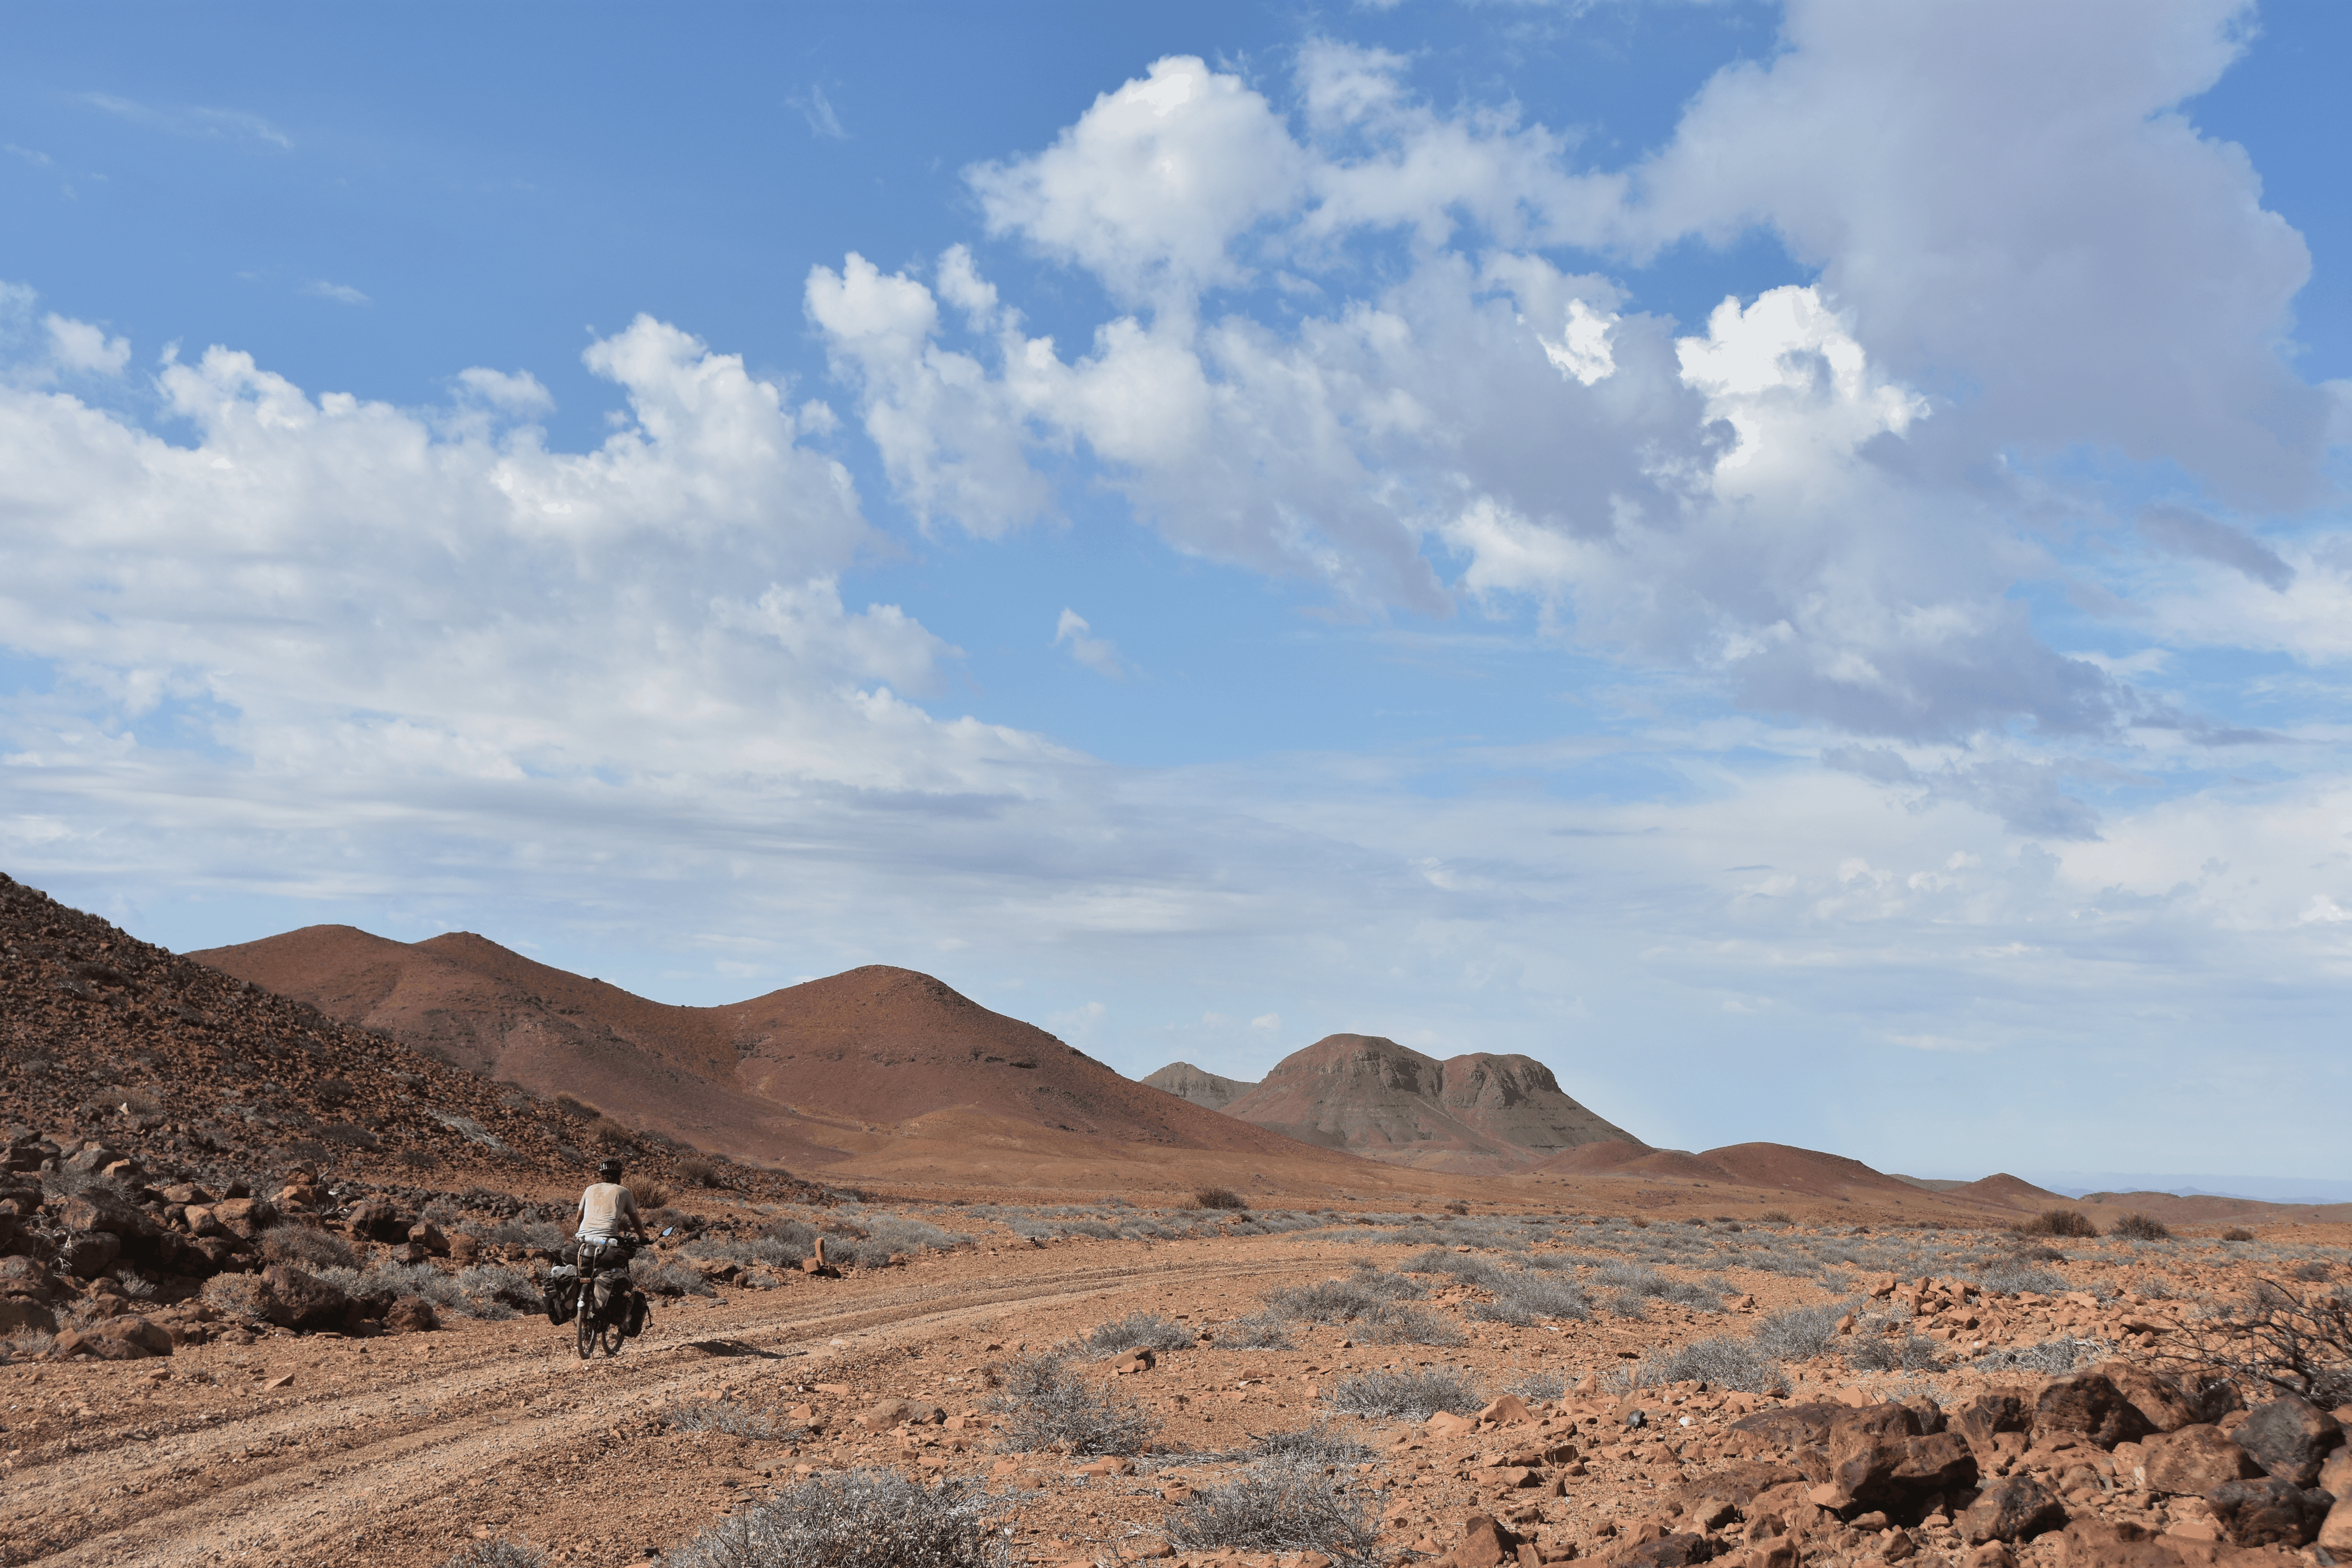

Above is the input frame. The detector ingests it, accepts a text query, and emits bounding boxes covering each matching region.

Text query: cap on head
[597,1157,624,1180]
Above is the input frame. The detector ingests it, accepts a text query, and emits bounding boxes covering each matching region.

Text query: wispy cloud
[1053,608,1126,678]
[305,280,370,306]
[788,83,847,141]
[79,92,293,150]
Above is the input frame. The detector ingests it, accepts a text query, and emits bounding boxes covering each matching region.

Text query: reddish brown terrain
[9,873,2351,1568]
[193,928,1383,1196]
[1171,1034,1642,1175]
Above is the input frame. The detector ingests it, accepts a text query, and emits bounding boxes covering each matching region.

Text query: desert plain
[2,869,2347,1568]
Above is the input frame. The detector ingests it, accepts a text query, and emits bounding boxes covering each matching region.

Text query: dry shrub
[2110,1212,2171,1242]
[2161,1279,2352,1407]
[108,1086,164,1116]
[666,1469,1005,1568]
[2016,1209,2100,1239]
[627,1178,673,1212]
[262,1226,358,1271]
[1193,1186,1246,1211]
[1758,1209,1793,1223]
[590,1116,635,1150]
[442,1542,548,1568]
[2221,1226,2256,1242]
[552,1094,597,1120]
[1165,1459,1378,1562]
[398,1148,441,1172]
[676,1157,721,1189]
[201,1272,269,1319]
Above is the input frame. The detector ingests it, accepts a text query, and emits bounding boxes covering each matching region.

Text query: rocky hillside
[1140,1061,1255,1111]
[1151,1033,1642,1174]
[195,928,1347,1174]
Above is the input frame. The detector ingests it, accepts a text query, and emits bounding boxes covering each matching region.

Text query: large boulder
[2139,1424,2260,1496]
[2202,1476,2333,1548]
[56,1188,159,1239]
[2091,1363,2196,1435]
[1824,1403,1977,1512]
[0,1296,56,1333]
[208,1198,278,1242]
[0,1255,60,1299]
[59,1230,122,1279]
[257,1263,352,1332]
[2033,1373,2154,1450]
[1959,1473,2067,1544]
[1953,1390,2034,1466]
[55,1315,175,1360]
[2233,1395,2344,1487]
[384,1296,439,1333]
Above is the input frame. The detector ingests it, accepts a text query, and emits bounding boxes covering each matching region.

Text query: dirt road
[4,1242,1350,1567]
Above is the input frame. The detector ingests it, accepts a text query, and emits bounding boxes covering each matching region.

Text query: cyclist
[573,1157,650,1323]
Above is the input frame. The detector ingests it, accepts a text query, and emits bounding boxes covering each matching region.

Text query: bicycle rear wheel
[596,1320,623,1357]
[576,1298,596,1359]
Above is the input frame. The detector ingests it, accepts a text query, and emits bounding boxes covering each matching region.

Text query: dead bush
[552,1094,597,1120]
[442,1543,547,1568]
[1323,1366,1479,1420]
[1193,1186,1247,1211]
[1758,1209,1793,1223]
[590,1116,636,1150]
[1084,1312,1195,1354]
[2110,1212,2171,1242]
[2016,1209,2100,1238]
[2221,1226,2256,1242]
[676,1157,721,1189]
[1164,1459,1378,1563]
[2160,1279,2352,1407]
[989,1363,1157,1456]
[108,1086,165,1116]
[626,1178,673,1212]
[665,1469,1007,1568]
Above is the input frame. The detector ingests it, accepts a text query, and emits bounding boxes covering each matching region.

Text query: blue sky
[3,2,2347,1186]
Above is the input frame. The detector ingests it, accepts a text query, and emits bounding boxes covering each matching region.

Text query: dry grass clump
[676,1157,722,1189]
[626,1178,673,1213]
[666,1469,1007,1568]
[261,1226,358,1271]
[2221,1226,2256,1242]
[986,1350,1157,1456]
[1213,1313,1295,1350]
[442,1542,547,1568]
[1848,1330,1949,1373]
[2016,1209,2099,1238]
[2109,1212,2171,1241]
[1084,1312,1195,1354]
[1193,1186,1247,1211]
[1164,1460,1379,1563]
[1323,1366,1480,1420]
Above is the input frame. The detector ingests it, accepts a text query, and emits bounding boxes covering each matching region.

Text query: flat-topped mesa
[1140,1061,1257,1111]
[1152,1032,1641,1174]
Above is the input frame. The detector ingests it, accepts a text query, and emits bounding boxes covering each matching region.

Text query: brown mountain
[1164,1034,1642,1174]
[1140,1061,1256,1111]
[1534,1139,1933,1201]
[192,928,1347,1185]
[0,874,800,1200]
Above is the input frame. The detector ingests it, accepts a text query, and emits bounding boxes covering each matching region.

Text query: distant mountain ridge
[192,927,1347,1176]
[1141,1033,1641,1174]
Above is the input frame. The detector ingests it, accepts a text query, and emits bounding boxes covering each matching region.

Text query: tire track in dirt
[6,1248,1336,1567]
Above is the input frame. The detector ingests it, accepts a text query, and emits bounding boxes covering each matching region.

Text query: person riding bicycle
[573,1158,649,1317]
